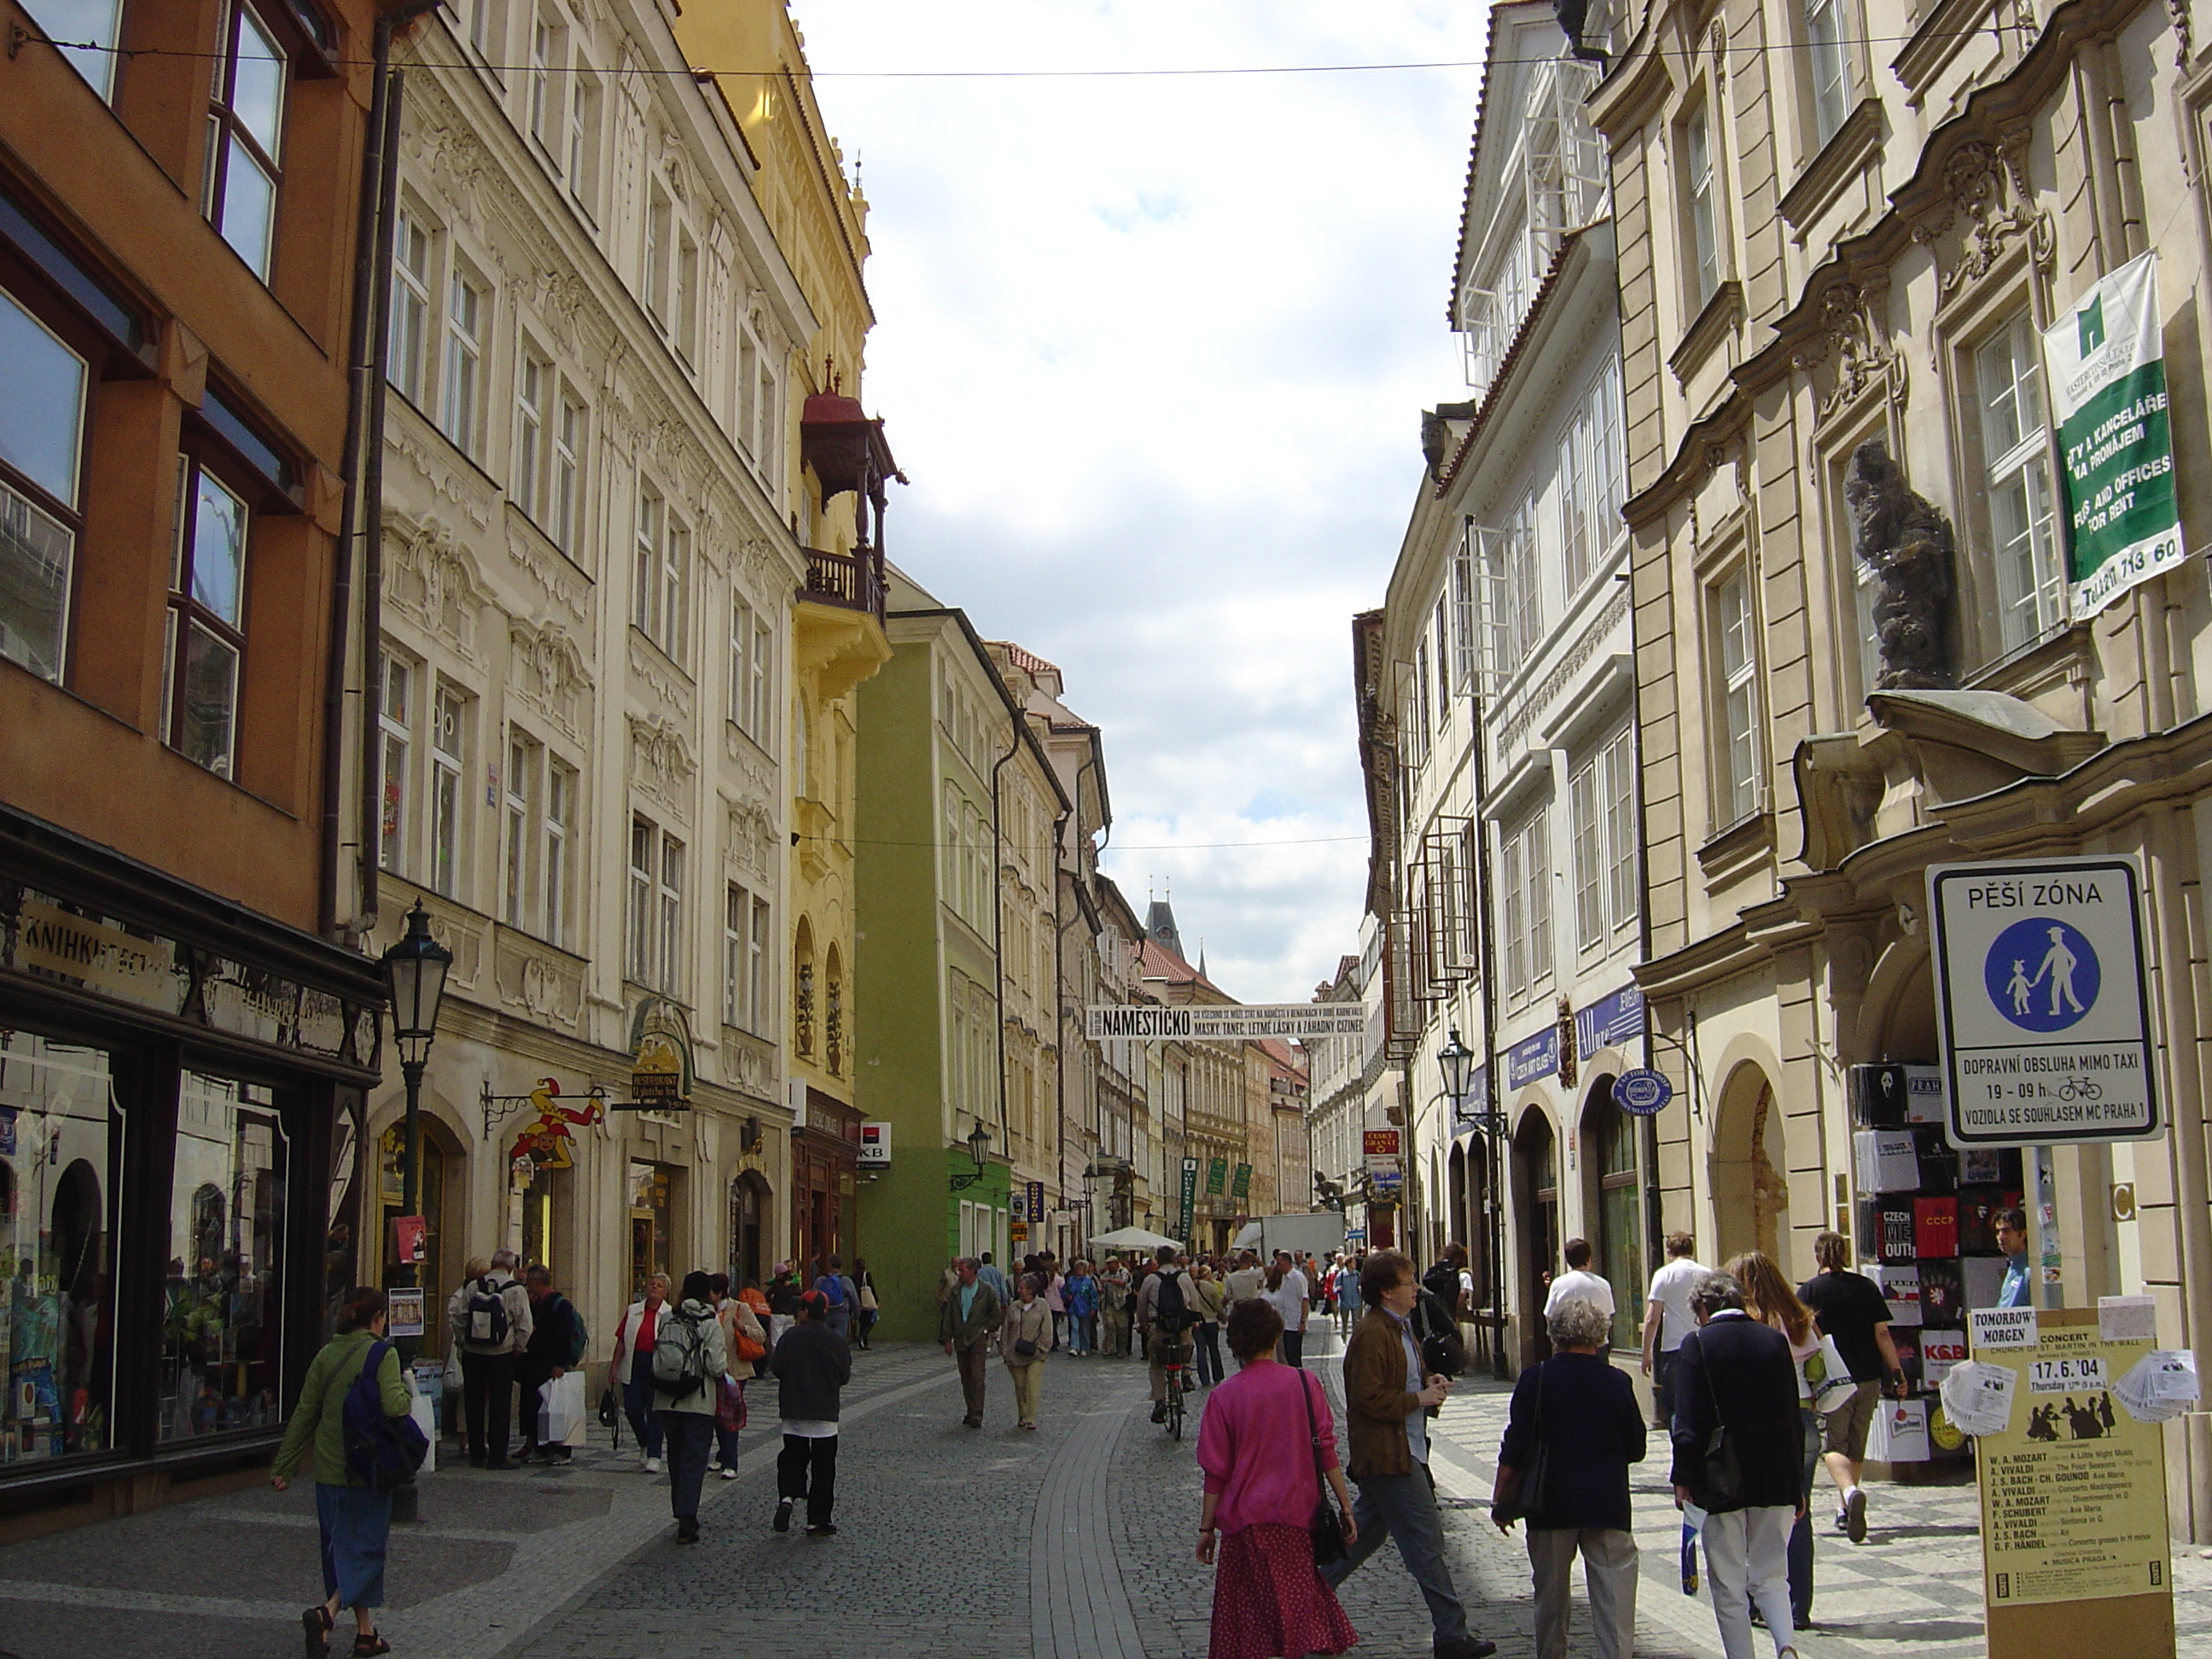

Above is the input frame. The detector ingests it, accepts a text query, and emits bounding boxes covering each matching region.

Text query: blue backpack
[821,1274,847,1307]
[342,1339,428,1491]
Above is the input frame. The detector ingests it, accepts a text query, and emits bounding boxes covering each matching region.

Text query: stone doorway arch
[1712,1062,1787,1262]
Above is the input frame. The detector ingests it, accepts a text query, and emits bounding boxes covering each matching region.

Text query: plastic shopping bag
[538,1370,586,1447]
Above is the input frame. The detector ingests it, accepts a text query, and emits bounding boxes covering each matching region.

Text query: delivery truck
[1229,1213,1347,1260]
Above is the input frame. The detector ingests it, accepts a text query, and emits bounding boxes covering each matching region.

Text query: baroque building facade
[1592,0,2212,1535]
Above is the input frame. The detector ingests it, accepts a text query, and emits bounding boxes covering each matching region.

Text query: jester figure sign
[509,1079,605,1170]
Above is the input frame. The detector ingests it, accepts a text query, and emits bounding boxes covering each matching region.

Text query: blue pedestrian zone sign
[1929,856,2161,1148]
[1613,1068,1673,1116]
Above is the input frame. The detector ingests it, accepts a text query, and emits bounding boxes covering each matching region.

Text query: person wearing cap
[769,1287,853,1534]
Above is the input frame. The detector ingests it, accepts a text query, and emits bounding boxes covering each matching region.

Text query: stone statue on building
[1844,439,1955,690]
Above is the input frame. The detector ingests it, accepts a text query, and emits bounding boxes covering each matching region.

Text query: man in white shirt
[1640,1231,1708,1429]
[1542,1237,1615,1323]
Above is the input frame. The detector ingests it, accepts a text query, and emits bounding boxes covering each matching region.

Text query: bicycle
[1149,1328,1192,1440]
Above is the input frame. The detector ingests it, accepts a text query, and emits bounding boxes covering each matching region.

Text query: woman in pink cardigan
[1196,1299,1359,1659]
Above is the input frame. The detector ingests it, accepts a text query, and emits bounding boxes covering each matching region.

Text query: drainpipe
[990,704,1024,1165]
[322,3,438,938]
[1051,799,1071,1246]
[1625,569,1664,1291]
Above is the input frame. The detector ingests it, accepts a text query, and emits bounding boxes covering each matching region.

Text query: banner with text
[1086,1003,1365,1041]
[2042,251,2185,618]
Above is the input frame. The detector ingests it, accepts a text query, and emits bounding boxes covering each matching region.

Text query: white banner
[1084,1003,1365,1040]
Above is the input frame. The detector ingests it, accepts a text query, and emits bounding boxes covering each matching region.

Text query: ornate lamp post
[949,1122,992,1191]
[379,900,451,1316]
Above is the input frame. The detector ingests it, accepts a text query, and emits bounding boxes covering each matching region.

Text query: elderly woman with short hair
[1492,1295,1647,1659]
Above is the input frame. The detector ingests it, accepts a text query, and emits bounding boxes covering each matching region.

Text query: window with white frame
[528,10,565,153]
[658,833,684,997]
[1505,494,1541,665]
[1593,355,1627,542]
[626,817,684,993]
[675,230,700,366]
[430,682,467,896]
[1501,808,1553,999]
[1571,723,1637,950]
[736,333,760,457]
[725,882,771,1032]
[21,0,122,99]
[515,350,549,523]
[1684,108,1720,308]
[1559,402,1595,596]
[440,265,486,457]
[1450,547,1476,695]
[375,653,410,872]
[469,0,507,62]
[628,817,654,983]
[164,455,250,779]
[504,730,538,929]
[632,486,687,661]
[389,208,431,405]
[544,758,573,947]
[552,393,583,555]
[644,187,672,325]
[565,64,602,217]
[1432,597,1452,731]
[204,2,288,281]
[1976,313,2066,655]
[1715,570,1760,824]
[0,283,90,685]
[1806,0,1851,145]
[730,597,773,748]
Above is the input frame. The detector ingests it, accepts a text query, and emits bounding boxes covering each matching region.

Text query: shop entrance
[730,1172,770,1290]
[1514,1109,1559,1369]
[1581,1079,1644,1350]
[628,1161,675,1299]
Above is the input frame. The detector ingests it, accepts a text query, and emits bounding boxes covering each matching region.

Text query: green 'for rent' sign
[2041,251,2186,617]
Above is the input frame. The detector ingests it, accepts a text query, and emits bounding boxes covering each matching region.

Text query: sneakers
[773,1499,793,1534]
[643,1456,662,1475]
[720,1466,740,1480]
[806,1522,838,1536]
[1844,1485,1868,1543]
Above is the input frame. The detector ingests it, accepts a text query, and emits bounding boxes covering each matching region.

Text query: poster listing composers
[1970,1309,2170,1612]
[2040,250,2185,617]
[1927,856,2159,1146]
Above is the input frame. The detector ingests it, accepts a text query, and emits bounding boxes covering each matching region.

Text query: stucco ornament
[1844,439,1955,690]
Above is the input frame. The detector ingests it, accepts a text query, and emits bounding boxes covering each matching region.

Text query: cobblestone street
[1,1334,2208,1659]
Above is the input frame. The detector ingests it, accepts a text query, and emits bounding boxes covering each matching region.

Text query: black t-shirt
[1799,1269,1893,1382]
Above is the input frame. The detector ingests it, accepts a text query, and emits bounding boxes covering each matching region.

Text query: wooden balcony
[800,545,885,621]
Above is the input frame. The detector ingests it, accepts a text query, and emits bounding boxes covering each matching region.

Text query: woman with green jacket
[274,1287,413,1658]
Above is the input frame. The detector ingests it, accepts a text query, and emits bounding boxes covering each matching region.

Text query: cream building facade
[358,0,831,1364]
[1592,0,2212,1536]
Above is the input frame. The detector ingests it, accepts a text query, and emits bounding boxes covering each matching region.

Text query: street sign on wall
[2041,251,2185,618]
[1085,1003,1365,1040]
[1929,856,2161,1147]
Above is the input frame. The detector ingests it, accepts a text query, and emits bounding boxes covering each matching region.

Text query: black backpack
[1152,1271,1193,1334]
[465,1276,510,1348]
[1414,1288,1468,1378]
[1421,1260,1464,1317]
[341,1340,428,1491]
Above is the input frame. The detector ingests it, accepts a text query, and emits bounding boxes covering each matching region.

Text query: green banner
[2043,252,2185,616]
[1231,1161,1252,1200]
[1179,1157,1198,1242]
[1205,1155,1228,1196]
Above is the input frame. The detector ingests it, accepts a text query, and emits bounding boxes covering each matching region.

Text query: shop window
[1591,1099,1645,1351]
[161,1072,286,1441]
[205,1,288,281]
[163,455,251,778]
[0,1033,120,1462]
[20,1,122,100]
[518,1159,563,1275]
[627,1161,672,1299]
[0,284,89,684]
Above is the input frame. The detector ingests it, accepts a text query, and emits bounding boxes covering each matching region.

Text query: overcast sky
[788,2,1487,1004]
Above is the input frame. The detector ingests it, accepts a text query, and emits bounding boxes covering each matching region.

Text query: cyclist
[1136,1244,1199,1424]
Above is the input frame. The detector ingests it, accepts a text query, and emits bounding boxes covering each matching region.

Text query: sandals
[303,1606,332,1659]
[352,1635,391,1657]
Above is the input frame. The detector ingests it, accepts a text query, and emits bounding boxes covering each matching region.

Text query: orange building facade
[0,1,392,1525]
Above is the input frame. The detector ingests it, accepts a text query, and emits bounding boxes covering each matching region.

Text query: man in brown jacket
[1319,1250,1497,1659]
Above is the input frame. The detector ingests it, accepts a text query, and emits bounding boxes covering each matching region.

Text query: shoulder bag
[1300,1370,1348,1566]
[1694,1334,1745,1510]
[1492,1363,1550,1523]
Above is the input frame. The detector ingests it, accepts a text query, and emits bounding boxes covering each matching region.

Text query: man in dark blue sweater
[767,1289,852,1536]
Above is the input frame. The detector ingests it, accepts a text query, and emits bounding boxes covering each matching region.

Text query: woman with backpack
[273,1286,414,1658]
[651,1271,729,1545]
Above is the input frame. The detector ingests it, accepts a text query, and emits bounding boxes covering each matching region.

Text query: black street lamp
[950,1121,992,1190]
[1436,1028,1476,1116]
[379,899,451,1300]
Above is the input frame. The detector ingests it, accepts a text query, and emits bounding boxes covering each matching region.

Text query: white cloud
[790,1,1486,1001]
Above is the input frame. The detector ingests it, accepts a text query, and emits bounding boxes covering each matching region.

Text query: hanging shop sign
[1928,855,2160,1147]
[1965,1307,2177,1655]
[1179,1158,1198,1241]
[1362,1129,1400,1173]
[1506,1027,1558,1090]
[1614,1068,1674,1116]
[627,997,696,1110]
[1575,984,1645,1057]
[1084,1003,1365,1040]
[1230,1161,1254,1199]
[2040,251,2185,619]
[859,1122,889,1167]
[1205,1155,1228,1196]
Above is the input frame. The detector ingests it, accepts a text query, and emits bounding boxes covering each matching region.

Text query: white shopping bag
[538,1371,586,1446]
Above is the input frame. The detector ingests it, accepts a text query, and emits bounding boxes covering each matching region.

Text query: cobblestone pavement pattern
[3,1331,2209,1657]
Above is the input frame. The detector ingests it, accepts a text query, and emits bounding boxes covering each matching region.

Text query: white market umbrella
[1088,1225,1184,1251]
